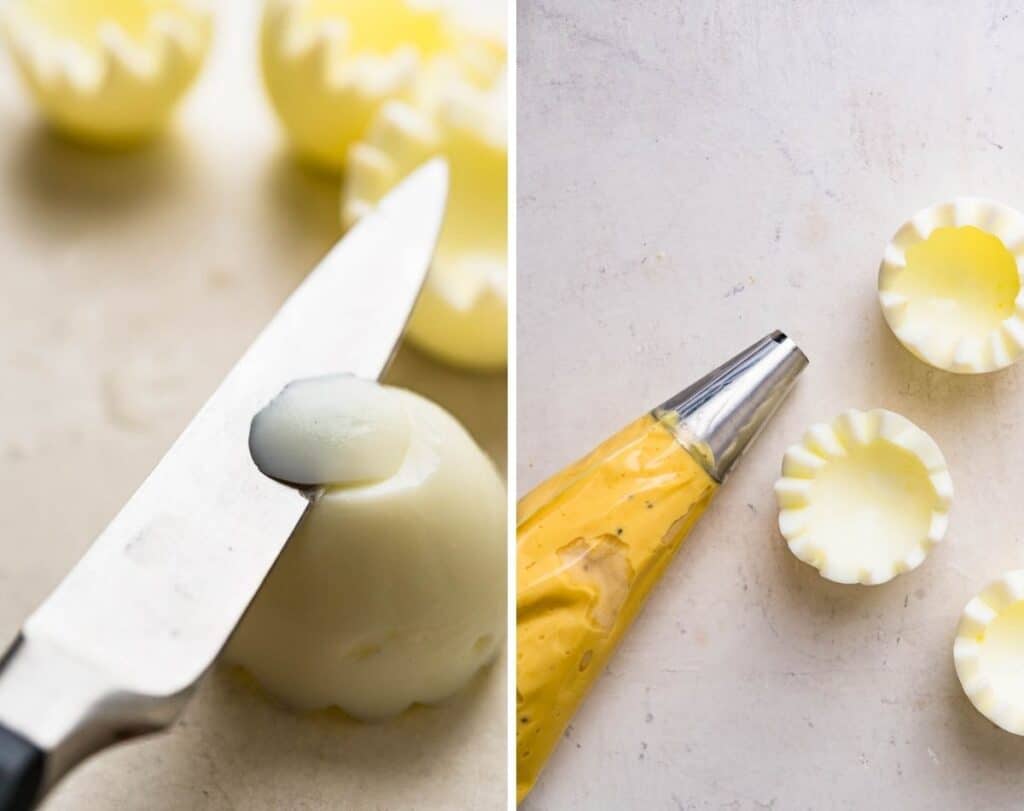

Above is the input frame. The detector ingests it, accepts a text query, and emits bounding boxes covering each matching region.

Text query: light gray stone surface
[518,2,1024,808]
[0,1,506,808]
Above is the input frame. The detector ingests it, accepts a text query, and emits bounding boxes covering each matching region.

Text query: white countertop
[519,2,1024,808]
[0,1,506,808]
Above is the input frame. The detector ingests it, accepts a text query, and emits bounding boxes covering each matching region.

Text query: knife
[0,158,449,810]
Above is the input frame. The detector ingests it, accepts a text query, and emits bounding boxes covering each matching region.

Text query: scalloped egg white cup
[260,0,452,171]
[878,198,1024,373]
[774,409,952,585]
[954,570,1024,735]
[342,68,507,370]
[1,0,211,146]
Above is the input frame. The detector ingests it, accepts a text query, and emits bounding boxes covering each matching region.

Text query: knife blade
[0,158,449,809]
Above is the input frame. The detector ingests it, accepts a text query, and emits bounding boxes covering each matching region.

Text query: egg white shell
[342,67,508,370]
[878,197,1024,374]
[1,0,211,144]
[259,0,451,170]
[774,408,951,586]
[954,570,1024,735]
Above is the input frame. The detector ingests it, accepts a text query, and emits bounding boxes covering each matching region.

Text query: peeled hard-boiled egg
[228,375,506,719]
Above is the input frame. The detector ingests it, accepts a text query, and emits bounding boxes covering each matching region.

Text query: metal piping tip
[654,331,808,482]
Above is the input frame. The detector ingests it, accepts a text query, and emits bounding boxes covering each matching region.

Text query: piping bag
[516,331,808,802]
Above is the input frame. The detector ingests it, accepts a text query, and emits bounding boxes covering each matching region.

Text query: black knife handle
[0,723,43,811]
[0,635,194,811]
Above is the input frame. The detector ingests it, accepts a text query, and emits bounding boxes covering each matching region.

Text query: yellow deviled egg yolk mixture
[516,413,717,802]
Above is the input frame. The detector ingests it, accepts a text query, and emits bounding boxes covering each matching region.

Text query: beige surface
[519,1,1024,809]
[0,2,506,809]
